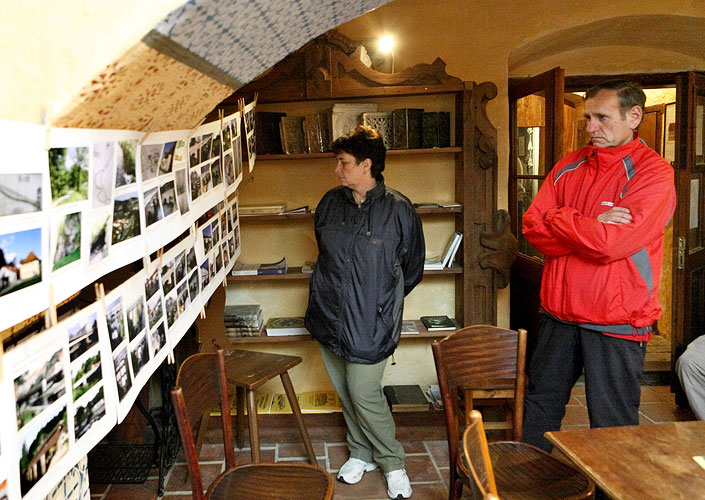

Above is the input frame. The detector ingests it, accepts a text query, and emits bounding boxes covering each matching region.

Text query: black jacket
[305,177,425,364]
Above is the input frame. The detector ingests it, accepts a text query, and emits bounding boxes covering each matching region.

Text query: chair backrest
[431,325,526,472]
[172,350,236,500]
[463,410,499,500]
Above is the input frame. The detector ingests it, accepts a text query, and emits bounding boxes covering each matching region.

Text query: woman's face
[334,151,372,190]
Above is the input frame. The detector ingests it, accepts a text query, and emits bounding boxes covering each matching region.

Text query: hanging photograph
[189,136,201,168]
[112,346,132,401]
[161,259,175,295]
[200,134,212,161]
[200,258,209,290]
[73,386,106,441]
[177,281,190,314]
[67,312,99,362]
[159,180,176,217]
[144,268,160,299]
[52,211,81,271]
[149,322,166,358]
[0,173,42,216]
[214,245,223,273]
[147,293,163,329]
[143,187,163,226]
[211,133,221,161]
[202,224,213,253]
[71,353,101,402]
[159,141,177,175]
[174,250,186,283]
[91,142,115,209]
[88,212,111,265]
[186,247,197,273]
[126,297,146,341]
[165,291,178,327]
[211,219,220,246]
[106,297,126,351]
[189,168,201,201]
[188,269,199,299]
[18,402,69,496]
[48,146,89,207]
[174,168,189,215]
[211,158,222,187]
[111,191,141,244]
[200,163,212,193]
[222,122,232,151]
[0,227,42,298]
[115,140,137,187]
[223,151,235,186]
[129,332,150,378]
[14,347,65,430]
[140,143,162,182]
[221,242,230,270]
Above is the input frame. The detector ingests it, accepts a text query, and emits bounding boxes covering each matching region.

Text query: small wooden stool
[223,348,317,466]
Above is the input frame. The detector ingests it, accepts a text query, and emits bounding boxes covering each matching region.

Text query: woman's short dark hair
[332,125,386,180]
[585,80,646,118]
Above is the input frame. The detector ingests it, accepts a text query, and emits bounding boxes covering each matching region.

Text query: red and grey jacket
[522,137,675,338]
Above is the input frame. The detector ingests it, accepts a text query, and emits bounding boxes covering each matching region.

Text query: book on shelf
[239,204,287,215]
[257,257,287,275]
[303,113,331,153]
[423,255,445,271]
[422,111,440,149]
[423,231,462,270]
[265,316,309,336]
[401,320,419,335]
[362,111,393,149]
[224,304,264,337]
[280,115,306,154]
[301,260,316,274]
[392,108,424,149]
[232,261,259,275]
[420,315,456,331]
[298,391,342,413]
[282,205,309,214]
[269,393,293,414]
[383,384,430,412]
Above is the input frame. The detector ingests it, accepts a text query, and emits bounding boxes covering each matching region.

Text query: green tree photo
[48,147,89,206]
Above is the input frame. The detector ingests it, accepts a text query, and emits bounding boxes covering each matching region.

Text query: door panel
[673,73,705,396]
[509,67,564,355]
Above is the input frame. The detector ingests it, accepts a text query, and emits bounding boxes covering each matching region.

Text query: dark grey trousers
[523,315,647,451]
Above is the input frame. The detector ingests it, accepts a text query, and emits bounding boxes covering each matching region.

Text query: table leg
[280,371,317,466]
[235,386,245,449]
[246,389,260,463]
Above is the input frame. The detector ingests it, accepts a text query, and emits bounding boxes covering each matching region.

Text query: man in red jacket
[522,80,676,451]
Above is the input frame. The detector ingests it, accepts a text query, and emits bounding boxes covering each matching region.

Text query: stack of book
[239,204,287,215]
[424,231,463,270]
[231,257,288,276]
[224,304,264,337]
[383,384,430,412]
[265,316,309,336]
[420,315,456,331]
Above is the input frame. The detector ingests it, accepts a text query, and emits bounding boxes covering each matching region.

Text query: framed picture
[663,101,676,165]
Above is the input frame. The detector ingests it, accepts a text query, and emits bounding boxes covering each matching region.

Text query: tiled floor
[90,385,695,500]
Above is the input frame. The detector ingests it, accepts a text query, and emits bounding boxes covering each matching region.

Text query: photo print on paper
[144,268,160,299]
[14,347,65,430]
[174,251,186,283]
[161,260,175,296]
[89,213,111,265]
[200,258,209,290]
[115,140,137,187]
[18,402,69,496]
[211,133,221,161]
[224,209,232,235]
[111,191,141,244]
[160,180,176,217]
[221,242,229,270]
[188,269,199,300]
[211,220,220,245]
[228,236,235,259]
[144,187,163,227]
[186,247,197,273]
[92,142,115,209]
[189,169,201,201]
[214,246,223,273]
[189,136,200,168]
[129,333,150,378]
[165,292,178,327]
[234,135,243,178]
[140,143,162,182]
[0,227,42,297]
[234,225,240,252]
[52,211,81,271]
[149,322,166,358]
[159,141,176,175]
[71,353,101,402]
[177,281,189,314]
[0,173,42,216]
[174,168,189,215]
[106,297,126,351]
[126,297,146,341]
[73,386,105,441]
[202,224,213,254]
[200,164,212,193]
[223,151,235,186]
[68,312,99,362]
[222,123,232,151]
[112,346,132,401]
[211,158,222,187]
[147,293,163,330]
[200,134,212,161]
[48,146,89,207]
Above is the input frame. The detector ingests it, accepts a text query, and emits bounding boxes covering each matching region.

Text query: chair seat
[208,463,334,500]
[224,348,301,390]
[489,442,593,500]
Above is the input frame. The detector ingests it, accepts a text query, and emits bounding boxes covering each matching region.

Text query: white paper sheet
[241,100,257,173]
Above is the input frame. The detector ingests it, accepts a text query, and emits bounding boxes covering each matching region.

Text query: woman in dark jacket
[305,125,424,499]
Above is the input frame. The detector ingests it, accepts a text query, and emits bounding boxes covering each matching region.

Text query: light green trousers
[319,345,405,472]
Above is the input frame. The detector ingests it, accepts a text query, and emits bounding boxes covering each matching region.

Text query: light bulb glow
[379,35,394,53]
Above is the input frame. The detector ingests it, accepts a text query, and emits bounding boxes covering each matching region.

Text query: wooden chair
[171,350,334,500]
[461,410,594,500]
[431,325,527,500]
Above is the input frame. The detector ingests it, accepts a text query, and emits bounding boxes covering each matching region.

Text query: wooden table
[545,421,705,500]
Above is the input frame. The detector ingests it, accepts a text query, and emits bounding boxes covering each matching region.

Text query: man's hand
[598,206,632,225]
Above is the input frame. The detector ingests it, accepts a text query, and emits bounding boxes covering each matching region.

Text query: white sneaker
[385,469,412,499]
[336,457,378,484]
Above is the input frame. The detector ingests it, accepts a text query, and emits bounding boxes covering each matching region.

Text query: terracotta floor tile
[233,446,276,465]
[165,463,222,492]
[409,482,451,500]
[101,481,159,500]
[331,469,388,499]
[561,405,590,426]
[405,454,444,482]
[640,385,674,403]
[89,482,109,495]
[570,386,586,396]
[276,441,327,459]
[637,402,695,423]
[399,439,428,453]
[326,443,351,471]
[424,440,449,467]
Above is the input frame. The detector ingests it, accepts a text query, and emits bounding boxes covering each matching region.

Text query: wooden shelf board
[228,265,462,282]
[239,206,462,221]
[258,147,461,161]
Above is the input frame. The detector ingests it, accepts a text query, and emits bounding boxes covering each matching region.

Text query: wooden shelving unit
[239,206,462,221]
[257,146,462,161]
[227,265,462,282]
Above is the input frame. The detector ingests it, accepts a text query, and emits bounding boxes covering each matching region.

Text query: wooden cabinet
[209,30,509,336]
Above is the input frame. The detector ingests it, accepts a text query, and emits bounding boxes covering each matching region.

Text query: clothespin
[218,109,224,133]
[45,283,58,329]
[156,248,164,270]
[138,118,155,147]
[94,283,107,316]
[143,245,151,275]
[167,342,175,364]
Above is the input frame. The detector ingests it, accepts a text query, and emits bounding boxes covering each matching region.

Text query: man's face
[584,89,641,148]
[335,151,371,189]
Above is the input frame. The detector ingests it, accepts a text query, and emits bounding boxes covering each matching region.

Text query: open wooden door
[673,72,705,396]
[508,67,564,356]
